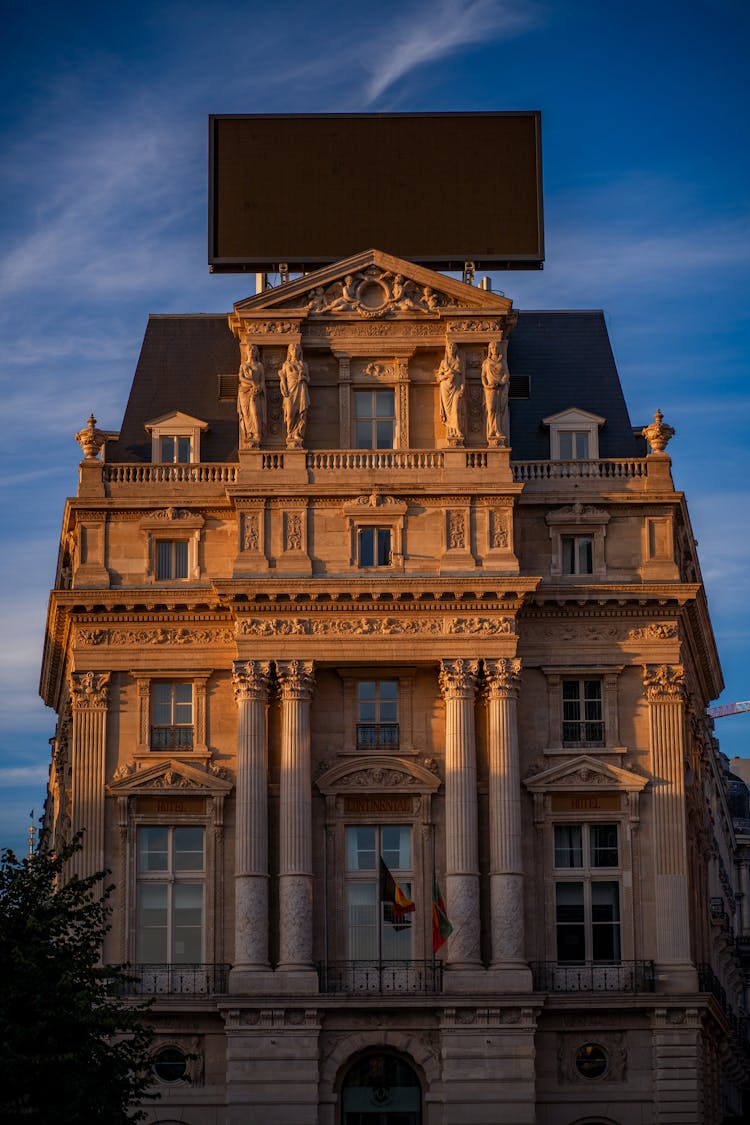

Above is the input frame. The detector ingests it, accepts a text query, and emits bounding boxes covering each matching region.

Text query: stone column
[485,658,526,967]
[439,659,481,968]
[276,660,315,973]
[643,664,694,983]
[232,661,272,972]
[69,672,110,880]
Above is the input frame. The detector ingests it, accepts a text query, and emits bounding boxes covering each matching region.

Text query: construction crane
[706,700,750,719]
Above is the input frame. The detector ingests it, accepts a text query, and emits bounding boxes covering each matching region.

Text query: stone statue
[481,340,509,446]
[436,342,466,446]
[278,342,310,448]
[237,341,266,448]
[327,275,358,312]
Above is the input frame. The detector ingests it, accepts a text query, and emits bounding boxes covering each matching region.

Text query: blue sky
[1,0,748,855]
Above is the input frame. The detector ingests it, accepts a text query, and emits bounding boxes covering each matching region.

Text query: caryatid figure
[237,341,267,449]
[481,340,509,447]
[436,341,466,446]
[278,342,310,449]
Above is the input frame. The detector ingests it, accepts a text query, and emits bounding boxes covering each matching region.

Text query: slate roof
[107,309,642,463]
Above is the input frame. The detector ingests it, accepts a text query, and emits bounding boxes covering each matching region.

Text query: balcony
[117,963,230,996]
[512,458,647,486]
[531,961,655,994]
[356,723,400,751]
[318,960,442,995]
[150,725,194,750]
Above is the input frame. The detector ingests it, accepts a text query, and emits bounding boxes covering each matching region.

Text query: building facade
[40,249,749,1123]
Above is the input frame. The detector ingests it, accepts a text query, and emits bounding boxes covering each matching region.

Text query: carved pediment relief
[316,755,441,797]
[523,754,648,794]
[546,500,610,527]
[229,249,512,329]
[107,758,233,796]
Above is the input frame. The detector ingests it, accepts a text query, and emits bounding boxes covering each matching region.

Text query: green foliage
[0,835,157,1123]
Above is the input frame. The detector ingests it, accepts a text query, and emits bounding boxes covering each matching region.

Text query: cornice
[527,582,701,608]
[213,576,540,608]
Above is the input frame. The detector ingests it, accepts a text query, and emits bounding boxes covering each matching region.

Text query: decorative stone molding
[523,754,649,827]
[232,660,272,703]
[107,757,233,797]
[629,622,678,640]
[546,501,609,580]
[69,671,110,709]
[276,660,315,699]
[236,615,516,638]
[316,756,441,797]
[484,657,522,697]
[439,659,480,698]
[442,1006,536,1028]
[139,508,205,582]
[78,626,233,647]
[642,663,685,702]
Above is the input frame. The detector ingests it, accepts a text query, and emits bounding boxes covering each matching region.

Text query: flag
[432,878,453,952]
[379,857,415,931]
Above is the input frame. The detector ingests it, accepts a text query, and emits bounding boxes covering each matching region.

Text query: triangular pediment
[316,755,441,796]
[107,758,233,795]
[230,248,513,322]
[523,754,649,793]
[144,411,209,433]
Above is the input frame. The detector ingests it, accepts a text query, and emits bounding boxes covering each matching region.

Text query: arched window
[341,1051,421,1125]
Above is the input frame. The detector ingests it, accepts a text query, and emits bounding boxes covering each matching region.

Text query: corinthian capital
[484,657,522,698]
[232,661,272,704]
[439,659,480,699]
[642,663,685,703]
[276,660,315,699]
[69,671,111,710]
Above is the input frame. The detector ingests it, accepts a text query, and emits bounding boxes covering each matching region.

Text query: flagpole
[431,823,436,976]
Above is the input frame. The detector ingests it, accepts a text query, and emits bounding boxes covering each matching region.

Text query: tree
[0,836,157,1122]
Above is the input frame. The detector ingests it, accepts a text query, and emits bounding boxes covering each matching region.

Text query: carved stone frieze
[488,508,509,549]
[284,511,303,551]
[643,663,686,702]
[236,614,515,638]
[546,500,610,526]
[543,623,619,642]
[78,626,234,647]
[69,671,110,709]
[447,510,466,549]
[281,266,455,319]
[241,512,261,552]
[346,766,419,788]
[629,622,678,640]
[232,660,272,703]
[446,319,503,333]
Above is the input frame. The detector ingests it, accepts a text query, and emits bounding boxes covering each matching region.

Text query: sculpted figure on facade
[237,341,266,449]
[278,342,310,448]
[481,340,509,446]
[327,275,358,312]
[436,341,466,446]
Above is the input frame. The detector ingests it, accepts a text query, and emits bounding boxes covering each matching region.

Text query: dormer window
[145,412,209,465]
[543,408,605,461]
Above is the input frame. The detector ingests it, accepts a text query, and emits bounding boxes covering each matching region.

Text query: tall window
[558,430,590,459]
[358,527,391,567]
[346,826,413,959]
[554,823,620,962]
[562,535,593,575]
[160,435,191,463]
[156,540,189,580]
[151,682,193,749]
[357,681,399,750]
[354,389,396,449]
[562,679,604,745]
[137,826,204,963]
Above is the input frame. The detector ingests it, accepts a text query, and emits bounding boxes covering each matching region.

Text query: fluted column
[232,661,272,970]
[439,658,481,967]
[485,657,525,965]
[69,672,110,879]
[643,664,691,966]
[276,659,315,970]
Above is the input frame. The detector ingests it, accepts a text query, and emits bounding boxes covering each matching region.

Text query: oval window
[153,1046,188,1083]
[575,1042,608,1080]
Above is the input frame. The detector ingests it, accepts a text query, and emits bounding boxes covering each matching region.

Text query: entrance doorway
[341,1052,421,1125]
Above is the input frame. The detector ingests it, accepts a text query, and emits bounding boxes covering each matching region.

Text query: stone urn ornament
[75,413,107,460]
[642,409,675,453]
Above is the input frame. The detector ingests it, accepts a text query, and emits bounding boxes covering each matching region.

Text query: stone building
[40,249,749,1123]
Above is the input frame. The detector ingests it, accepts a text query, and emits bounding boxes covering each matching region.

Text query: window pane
[174,541,188,579]
[152,682,172,725]
[559,432,573,459]
[173,884,203,963]
[357,682,377,722]
[381,826,411,870]
[575,431,589,459]
[592,882,620,961]
[562,536,575,574]
[375,390,395,417]
[353,391,373,418]
[173,684,192,725]
[577,537,593,573]
[590,824,618,867]
[160,436,175,462]
[347,883,378,958]
[137,884,168,961]
[376,419,394,448]
[174,827,204,871]
[556,882,585,961]
[176,437,191,463]
[346,827,376,871]
[376,529,391,565]
[355,419,372,448]
[554,825,583,868]
[156,540,172,580]
[359,528,374,567]
[138,826,169,871]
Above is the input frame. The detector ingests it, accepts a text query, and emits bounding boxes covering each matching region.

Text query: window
[151,682,193,749]
[357,681,399,750]
[562,535,593,575]
[547,505,609,580]
[346,825,413,959]
[160,436,192,463]
[136,826,204,963]
[354,389,396,449]
[152,1046,189,1083]
[562,679,604,745]
[156,539,189,580]
[358,527,391,567]
[554,823,620,962]
[558,430,590,460]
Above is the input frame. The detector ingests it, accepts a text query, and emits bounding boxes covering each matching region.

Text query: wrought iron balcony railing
[531,961,655,994]
[117,963,230,996]
[318,960,442,995]
[150,725,194,750]
[356,723,400,751]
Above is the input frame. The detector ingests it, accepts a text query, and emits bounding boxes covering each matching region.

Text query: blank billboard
[209,112,543,273]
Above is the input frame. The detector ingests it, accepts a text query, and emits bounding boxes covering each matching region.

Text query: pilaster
[69,671,110,879]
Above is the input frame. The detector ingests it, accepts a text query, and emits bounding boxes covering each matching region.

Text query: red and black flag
[379,857,415,931]
[431,878,453,952]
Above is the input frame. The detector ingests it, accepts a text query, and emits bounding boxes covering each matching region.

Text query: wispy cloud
[363,0,542,103]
